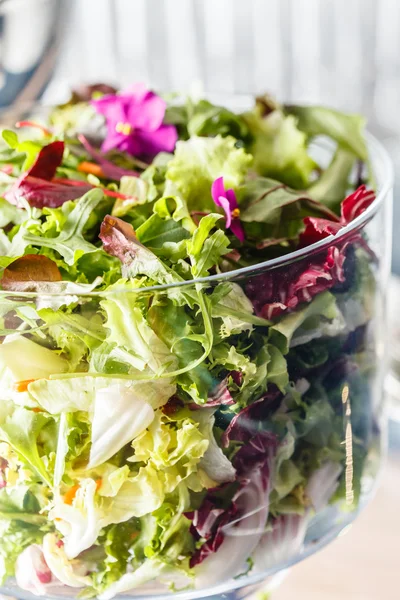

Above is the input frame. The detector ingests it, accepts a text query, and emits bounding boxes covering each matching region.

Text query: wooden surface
[273,450,400,600]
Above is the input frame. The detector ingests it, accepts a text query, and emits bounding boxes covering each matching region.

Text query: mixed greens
[0,83,381,598]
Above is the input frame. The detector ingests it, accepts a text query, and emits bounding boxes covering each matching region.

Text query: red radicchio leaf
[246,243,348,320]
[299,185,376,248]
[189,379,235,410]
[299,217,342,248]
[221,387,282,448]
[187,431,278,568]
[340,185,375,224]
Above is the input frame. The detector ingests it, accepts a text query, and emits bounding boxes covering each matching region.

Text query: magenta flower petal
[133,124,178,156]
[211,177,226,204]
[91,94,125,118]
[225,188,238,210]
[217,195,233,228]
[100,132,126,153]
[211,176,245,243]
[230,220,245,243]
[128,93,167,131]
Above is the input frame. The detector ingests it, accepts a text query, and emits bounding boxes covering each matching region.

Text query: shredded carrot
[15,121,52,137]
[64,485,80,505]
[78,161,105,178]
[13,379,36,393]
[95,478,102,492]
[32,407,43,413]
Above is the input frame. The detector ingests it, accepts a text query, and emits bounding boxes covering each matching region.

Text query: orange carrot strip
[78,161,105,178]
[13,379,36,392]
[15,121,52,137]
[64,485,80,505]
[95,479,102,492]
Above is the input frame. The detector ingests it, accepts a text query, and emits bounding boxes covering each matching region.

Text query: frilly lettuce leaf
[242,109,316,189]
[166,135,252,210]
[100,284,178,375]
[0,404,53,486]
[94,484,194,598]
[187,100,251,141]
[211,283,254,338]
[147,297,214,403]
[129,410,209,493]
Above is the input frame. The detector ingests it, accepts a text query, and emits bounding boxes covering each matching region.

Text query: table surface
[273,450,400,600]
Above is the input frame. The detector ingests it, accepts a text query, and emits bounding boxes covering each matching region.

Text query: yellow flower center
[231,208,240,219]
[115,122,133,135]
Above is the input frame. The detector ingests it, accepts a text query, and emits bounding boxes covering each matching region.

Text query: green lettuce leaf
[147,297,214,403]
[269,291,343,354]
[285,104,368,161]
[187,214,230,278]
[0,405,53,485]
[129,410,209,493]
[187,99,250,141]
[307,148,357,210]
[242,109,316,189]
[0,519,45,584]
[100,286,177,375]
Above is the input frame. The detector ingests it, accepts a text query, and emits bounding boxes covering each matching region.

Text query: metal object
[0,0,63,122]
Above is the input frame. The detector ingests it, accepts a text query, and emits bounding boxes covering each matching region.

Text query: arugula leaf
[22,189,105,265]
[188,214,230,278]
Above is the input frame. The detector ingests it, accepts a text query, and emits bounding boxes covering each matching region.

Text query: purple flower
[91,82,178,159]
[211,176,245,242]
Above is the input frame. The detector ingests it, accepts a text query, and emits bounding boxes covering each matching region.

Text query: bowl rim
[0,131,393,299]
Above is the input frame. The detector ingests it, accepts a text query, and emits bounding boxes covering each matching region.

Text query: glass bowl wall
[0,135,393,600]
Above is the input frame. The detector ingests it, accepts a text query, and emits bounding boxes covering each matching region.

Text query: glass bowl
[0,133,393,600]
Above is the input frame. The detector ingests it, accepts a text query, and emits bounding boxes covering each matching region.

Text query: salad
[0,83,382,598]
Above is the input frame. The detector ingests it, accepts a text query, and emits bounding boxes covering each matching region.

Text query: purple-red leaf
[78,134,139,180]
[5,176,92,209]
[26,141,64,180]
[3,140,94,208]
[221,388,282,448]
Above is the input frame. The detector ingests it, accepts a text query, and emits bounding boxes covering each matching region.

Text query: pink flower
[91,82,178,159]
[211,176,245,242]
